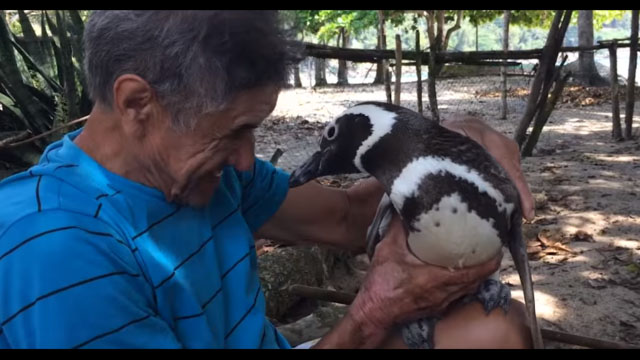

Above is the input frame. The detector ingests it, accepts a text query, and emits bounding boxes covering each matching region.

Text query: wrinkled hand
[343,177,386,253]
[441,114,535,221]
[349,214,502,334]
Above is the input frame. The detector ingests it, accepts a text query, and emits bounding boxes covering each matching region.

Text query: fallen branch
[540,329,640,350]
[288,284,357,307]
[269,148,284,166]
[288,284,640,349]
[0,130,31,148]
[1,115,88,148]
[537,229,576,254]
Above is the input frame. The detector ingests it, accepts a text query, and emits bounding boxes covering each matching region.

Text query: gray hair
[83,11,290,130]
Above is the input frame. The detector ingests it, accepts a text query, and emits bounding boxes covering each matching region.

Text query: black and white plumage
[289,101,543,349]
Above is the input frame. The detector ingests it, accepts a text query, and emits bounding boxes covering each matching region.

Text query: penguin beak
[289,151,324,188]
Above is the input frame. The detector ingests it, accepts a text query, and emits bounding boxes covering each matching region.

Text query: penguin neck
[360,119,441,192]
[360,143,424,193]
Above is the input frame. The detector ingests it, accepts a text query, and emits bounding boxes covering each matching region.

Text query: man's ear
[112,74,157,138]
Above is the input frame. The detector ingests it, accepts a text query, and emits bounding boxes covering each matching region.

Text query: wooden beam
[293,41,632,65]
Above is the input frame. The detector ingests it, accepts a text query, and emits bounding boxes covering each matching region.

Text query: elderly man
[0,11,535,349]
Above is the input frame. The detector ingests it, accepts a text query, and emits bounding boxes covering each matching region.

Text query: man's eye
[229,129,253,141]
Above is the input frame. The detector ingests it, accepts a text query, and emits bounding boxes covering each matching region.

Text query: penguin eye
[325,125,337,140]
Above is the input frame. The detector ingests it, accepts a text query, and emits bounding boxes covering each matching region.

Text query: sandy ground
[257,77,640,348]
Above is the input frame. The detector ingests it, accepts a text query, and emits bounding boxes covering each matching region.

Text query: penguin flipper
[366,193,394,260]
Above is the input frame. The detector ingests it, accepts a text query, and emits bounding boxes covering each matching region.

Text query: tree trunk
[475,24,479,51]
[609,42,623,140]
[17,10,46,68]
[40,11,55,76]
[514,10,572,149]
[384,60,392,103]
[54,10,80,122]
[394,34,402,105]
[66,10,85,67]
[293,63,302,88]
[66,10,91,115]
[515,11,563,145]
[443,10,463,51]
[10,35,62,94]
[378,11,392,103]
[577,10,609,86]
[416,29,423,114]
[45,12,65,87]
[373,11,386,85]
[314,40,328,88]
[336,28,349,86]
[501,10,511,120]
[0,13,50,135]
[624,10,638,140]
[426,11,441,122]
[521,70,570,157]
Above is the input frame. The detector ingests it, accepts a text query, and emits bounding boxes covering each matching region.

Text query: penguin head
[289,102,396,188]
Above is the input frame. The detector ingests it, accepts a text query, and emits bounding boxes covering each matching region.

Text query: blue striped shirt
[0,128,292,348]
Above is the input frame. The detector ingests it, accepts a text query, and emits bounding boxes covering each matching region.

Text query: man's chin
[182,182,221,208]
[168,174,222,208]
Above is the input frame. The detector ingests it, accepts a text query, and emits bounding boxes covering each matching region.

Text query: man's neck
[73,106,162,191]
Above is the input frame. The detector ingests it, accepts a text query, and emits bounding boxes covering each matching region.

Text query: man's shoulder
[0,165,104,238]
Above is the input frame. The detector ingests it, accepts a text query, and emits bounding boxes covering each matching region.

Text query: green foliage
[287,10,408,44]
[465,10,503,26]
[593,10,628,30]
[1,10,90,140]
[313,11,376,42]
[300,10,632,52]
[511,10,556,28]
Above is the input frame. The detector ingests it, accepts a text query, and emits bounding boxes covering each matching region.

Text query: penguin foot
[401,317,440,349]
[475,278,511,315]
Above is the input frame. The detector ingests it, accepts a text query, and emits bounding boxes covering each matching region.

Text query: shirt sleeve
[0,210,183,349]
[235,158,290,233]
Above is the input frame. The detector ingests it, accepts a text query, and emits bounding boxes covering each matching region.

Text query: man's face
[151,86,279,207]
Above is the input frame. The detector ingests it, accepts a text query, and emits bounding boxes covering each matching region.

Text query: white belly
[404,193,503,269]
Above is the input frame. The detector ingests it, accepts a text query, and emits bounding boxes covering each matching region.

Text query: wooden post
[394,34,402,105]
[475,23,479,51]
[609,41,623,140]
[501,10,511,120]
[384,62,392,104]
[416,29,423,114]
[379,11,392,104]
[625,10,638,140]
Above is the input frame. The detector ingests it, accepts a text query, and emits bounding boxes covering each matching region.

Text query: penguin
[288,101,543,349]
